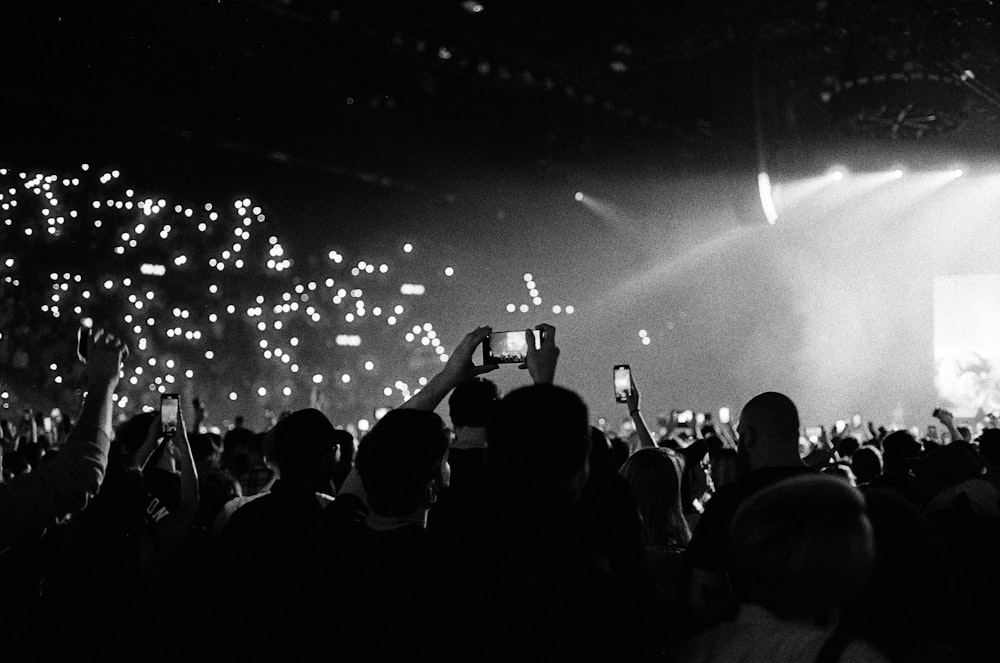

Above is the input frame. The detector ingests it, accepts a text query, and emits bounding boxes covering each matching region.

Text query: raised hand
[441,326,499,385]
[522,323,559,384]
[86,328,129,389]
[625,375,641,414]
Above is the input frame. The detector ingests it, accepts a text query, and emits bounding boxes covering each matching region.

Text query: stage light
[364,361,375,371]
[403,243,413,253]
[951,169,964,178]
[229,392,238,401]
[341,374,351,384]
[444,266,455,276]
[574,192,584,202]
[552,305,562,314]
[283,387,292,396]
[506,304,516,312]
[757,173,778,225]
[258,387,267,397]
[831,170,844,181]
[891,170,904,179]
[313,374,323,384]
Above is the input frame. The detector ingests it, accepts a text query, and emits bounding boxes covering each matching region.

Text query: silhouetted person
[685,391,810,625]
[677,475,886,662]
[428,377,499,543]
[216,408,338,660]
[319,408,452,662]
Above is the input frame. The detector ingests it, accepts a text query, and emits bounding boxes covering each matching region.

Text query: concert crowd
[1,319,999,663]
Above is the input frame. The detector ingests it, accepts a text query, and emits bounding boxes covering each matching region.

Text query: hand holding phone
[613,364,632,403]
[161,393,179,438]
[482,329,543,364]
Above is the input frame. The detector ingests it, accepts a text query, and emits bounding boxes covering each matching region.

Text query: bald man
[685,392,813,625]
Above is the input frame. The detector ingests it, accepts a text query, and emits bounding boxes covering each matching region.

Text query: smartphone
[835,420,847,435]
[695,412,706,426]
[805,426,823,440]
[77,326,90,363]
[613,364,632,402]
[160,393,179,437]
[851,413,862,428]
[718,407,731,424]
[677,410,693,425]
[482,329,543,364]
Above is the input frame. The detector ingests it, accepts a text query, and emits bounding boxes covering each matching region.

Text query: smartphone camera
[482,330,543,364]
[160,393,179,438]
[613,364,632,403]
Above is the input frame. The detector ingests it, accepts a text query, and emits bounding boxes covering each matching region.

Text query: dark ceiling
[3,1,999,181]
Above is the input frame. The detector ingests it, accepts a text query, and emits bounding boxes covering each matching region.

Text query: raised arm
[401,326,497,412]
[157,407,200,557]
[623,374,656,452]
[0,329,127,551]
[934,408,963,443]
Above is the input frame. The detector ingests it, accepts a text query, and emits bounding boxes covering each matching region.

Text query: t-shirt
[317,493,446,662]
[686,466,813,574]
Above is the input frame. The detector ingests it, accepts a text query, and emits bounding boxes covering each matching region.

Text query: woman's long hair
[620,448,691,548]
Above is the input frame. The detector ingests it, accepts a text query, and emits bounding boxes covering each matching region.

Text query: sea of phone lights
[0,162,589,432]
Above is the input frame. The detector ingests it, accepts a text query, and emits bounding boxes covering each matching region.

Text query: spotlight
[951,169,964,178]
[574,192,584,202]
[756,173,778,225]
[891,170,904,179]
[831,170,844,181]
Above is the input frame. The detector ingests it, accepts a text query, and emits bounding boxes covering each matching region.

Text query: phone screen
[482,330,543,364]
[613,365,632,402]
[161,394,179,437]
[718,407,730,424]
[805,426,823,440]
[851,413,862,427]
[835,420,847,434]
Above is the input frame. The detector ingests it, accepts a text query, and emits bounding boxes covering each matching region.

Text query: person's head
[115,412,157,459]
[730,474,875,621]
[836,436,860,459]
[448,378,501,429]
[917,443,983,501]
[234,415,245,429]
[736,392,802,472]
[355,409,450,518]
[190,432,223,471]
[979,428,1000,470]
[852,445,883,484]
[882,430,921,472]
[620,448,691,548]
[265,408,338,491]
[488,384,591,504]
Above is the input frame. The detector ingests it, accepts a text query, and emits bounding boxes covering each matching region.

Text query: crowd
[1,322,999,662]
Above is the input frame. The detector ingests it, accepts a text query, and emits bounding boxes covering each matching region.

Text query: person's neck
[453,426,487,450]
[366,508,429,531]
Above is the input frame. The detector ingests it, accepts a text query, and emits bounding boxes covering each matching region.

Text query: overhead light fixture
[757,172,778,225]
